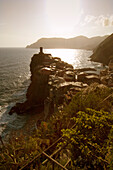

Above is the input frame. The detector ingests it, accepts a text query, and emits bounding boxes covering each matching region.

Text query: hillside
[90,33,113,65]
[26,35,108,50]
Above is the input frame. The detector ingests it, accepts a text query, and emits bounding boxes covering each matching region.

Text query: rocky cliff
[90,33,113,65]
[9,47,113,116]
[9,47,100,116]
[26,35,108,50]
[8,47,80,115]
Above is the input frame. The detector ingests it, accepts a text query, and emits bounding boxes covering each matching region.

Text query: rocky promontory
[8,48,97,116]
[9,47,113,117]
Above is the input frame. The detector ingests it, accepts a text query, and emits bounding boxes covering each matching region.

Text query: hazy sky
[0,0,113,47]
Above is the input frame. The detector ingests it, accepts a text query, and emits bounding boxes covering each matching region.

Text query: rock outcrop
[10,47,112,117]
[10,47,100,116]
[90,33,113,65]
[8,47,75,115]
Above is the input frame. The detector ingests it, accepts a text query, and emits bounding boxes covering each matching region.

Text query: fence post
[52,155,55,170]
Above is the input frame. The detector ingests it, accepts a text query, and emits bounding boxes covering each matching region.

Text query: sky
[0,0,113,47]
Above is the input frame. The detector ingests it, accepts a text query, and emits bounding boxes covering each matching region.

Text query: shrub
[65,84,113,116]
[60,108,113,169]
[0,132,44,169]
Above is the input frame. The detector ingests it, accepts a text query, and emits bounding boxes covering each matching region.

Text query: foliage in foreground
[0,111,71,170]
[0,133,42,170]
[0,84,113,169]
[65,83,113,115]
[59,108,113,169]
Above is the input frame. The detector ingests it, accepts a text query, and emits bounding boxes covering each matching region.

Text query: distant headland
[26,35,108,50]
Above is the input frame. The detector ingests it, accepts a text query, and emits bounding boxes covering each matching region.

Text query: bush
[0,132,44,169]
[107,127,113,169]
[65,84,113,115]
[0,84,113,169]
[60,108,113,169]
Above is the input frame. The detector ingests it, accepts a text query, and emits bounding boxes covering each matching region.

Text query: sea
[0,48,103,139]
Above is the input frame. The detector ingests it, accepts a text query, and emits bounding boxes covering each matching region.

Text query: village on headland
[8,33,113,121]
[9,46,113,120]
[1,34,113,170]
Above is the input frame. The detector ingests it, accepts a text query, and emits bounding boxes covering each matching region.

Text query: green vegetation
[60,109,113,169]
[0,83,113,169]
[65,83,113,115]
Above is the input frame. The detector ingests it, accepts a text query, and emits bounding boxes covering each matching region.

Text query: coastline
[0,48,113,169]
[0,47,112,141]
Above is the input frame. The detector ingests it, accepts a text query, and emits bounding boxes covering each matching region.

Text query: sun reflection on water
[44,48,93,69]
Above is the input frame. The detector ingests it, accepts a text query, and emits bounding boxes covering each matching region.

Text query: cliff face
[9,48,77,115]
[9,39,113,116]
[26,35,108,50]
[26,52,52,105]
[11,47,100,116]
[90,33,113,65]
[9,46,113,116]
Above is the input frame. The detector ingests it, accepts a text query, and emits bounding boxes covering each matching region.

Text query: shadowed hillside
[90,33,113,65]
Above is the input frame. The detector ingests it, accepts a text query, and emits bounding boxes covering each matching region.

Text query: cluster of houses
[9,47,113,118]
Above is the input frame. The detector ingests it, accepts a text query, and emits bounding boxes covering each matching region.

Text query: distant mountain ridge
[26,35,108,50]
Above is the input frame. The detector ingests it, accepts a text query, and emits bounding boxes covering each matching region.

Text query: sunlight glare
[44,49,80,68]
[45,0,81,35]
